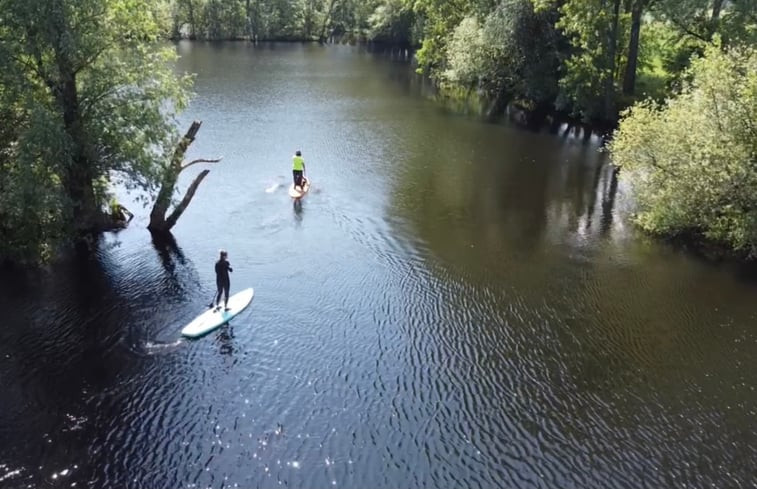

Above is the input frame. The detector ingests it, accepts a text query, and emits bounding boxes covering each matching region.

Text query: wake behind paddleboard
[289,178,310,198]
[181,287,254,338]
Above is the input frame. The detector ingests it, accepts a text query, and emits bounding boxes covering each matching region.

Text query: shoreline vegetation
[0,0,755,266]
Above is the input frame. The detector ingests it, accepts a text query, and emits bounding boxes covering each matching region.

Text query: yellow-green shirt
[293,155,305,171]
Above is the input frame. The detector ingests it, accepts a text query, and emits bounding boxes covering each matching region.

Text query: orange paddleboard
[289,178,310,198]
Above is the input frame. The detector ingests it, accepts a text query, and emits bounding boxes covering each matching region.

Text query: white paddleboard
[289,178,310,198]
[181,287,254,338]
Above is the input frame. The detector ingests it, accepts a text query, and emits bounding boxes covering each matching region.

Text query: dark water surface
[1,42,756,489]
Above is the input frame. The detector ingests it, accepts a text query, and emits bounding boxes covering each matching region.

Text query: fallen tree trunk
[148,120,221,233]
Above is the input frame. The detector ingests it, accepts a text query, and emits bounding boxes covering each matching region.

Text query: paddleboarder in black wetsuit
[210,250,233,311]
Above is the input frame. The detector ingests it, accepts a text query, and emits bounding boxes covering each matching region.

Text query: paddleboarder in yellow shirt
[292,150,307,191]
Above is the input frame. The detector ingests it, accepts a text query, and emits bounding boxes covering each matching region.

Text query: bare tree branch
[149,120,219,233]
[668,16,710,42]
[181,157,223,170]
[164,169,211,229]
[73,42,114,75]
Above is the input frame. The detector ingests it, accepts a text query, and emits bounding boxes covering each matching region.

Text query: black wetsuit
[214,259,233,307]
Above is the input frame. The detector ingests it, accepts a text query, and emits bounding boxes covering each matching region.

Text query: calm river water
[1,42,756,489]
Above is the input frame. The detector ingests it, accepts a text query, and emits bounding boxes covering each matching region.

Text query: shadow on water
[145,230,203,302]
[600,166,620,235]
[0,238,147,483]
[216,325,236,356]
[293,199,304,222]
[151,231,187,272]
[0,230,200,395]
[139,231,206,353]
[386,112,757,487]
[0,230,212,486]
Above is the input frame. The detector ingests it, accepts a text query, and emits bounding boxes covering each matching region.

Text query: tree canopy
[0,0,192,263]
[127,1,757,123]
[609,42,757,255]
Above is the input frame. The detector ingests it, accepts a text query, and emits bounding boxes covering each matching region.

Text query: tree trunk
[148,121,220,233]
[254,0,261,40]
[245,0,252,40]
[187,0,196,40]
[710,0,724,37]
[304,0,313,38]
[52,1,103,232]
[319,0,338,43]
[59,78,100,232]
[623,0,643,95]
[603,0,622,120]
[164,170,211,229]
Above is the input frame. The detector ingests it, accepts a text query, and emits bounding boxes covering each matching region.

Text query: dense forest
[163,0,755,122]
[0,0,755,264]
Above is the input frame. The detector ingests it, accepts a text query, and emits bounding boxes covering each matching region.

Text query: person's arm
[228,262,233,273]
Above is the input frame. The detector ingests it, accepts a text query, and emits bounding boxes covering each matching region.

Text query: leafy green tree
[368,0,414,44]
[0,90,66,262]
[0,0,192,262]
[173,0,206,39]
[656,0,756,45]
[650,0,756,81]
[609,42,757,255]
[622,0,654,96]
[554,0,625,121]
[481,0,561,107]
[443,16,486,85]
[330,0,367,40]
[260,0,300,38]
[204,0,247,39]
[413,0,473,77]
[163,0,421,42]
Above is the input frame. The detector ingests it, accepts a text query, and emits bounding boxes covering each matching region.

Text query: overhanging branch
[182,157,223,170]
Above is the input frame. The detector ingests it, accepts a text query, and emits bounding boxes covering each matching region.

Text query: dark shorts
[293,170,304,187]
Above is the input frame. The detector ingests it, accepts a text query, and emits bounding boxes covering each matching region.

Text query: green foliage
[443,16,486,86]
[169,0,379,41]
[158,0,754,125]
[482,0,560,105]
[0,0,192,263]
[331,0,373,41]
[609,43,757,255]
[368,0,415,44]
[555,0,627,120]
[647,1,757,87]
[203,0,248,39]
[0,101,66,263]
[413,0,472,77]
[656,0,757,46]
[632,20,682,98]
[423,0,560,111]
[171,0,249,40]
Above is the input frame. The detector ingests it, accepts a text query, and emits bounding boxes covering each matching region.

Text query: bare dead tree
[148,120,221,233]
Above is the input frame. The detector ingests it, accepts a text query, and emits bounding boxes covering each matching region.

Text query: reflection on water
[1,42,756,489]
[293,199,304,222]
